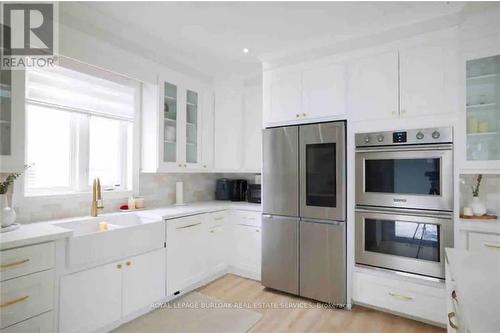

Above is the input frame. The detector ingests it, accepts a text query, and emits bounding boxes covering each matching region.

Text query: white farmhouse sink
[54,212,164,269]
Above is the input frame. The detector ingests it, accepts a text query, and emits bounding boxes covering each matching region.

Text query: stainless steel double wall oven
[355,127,453,279]
[262,121,346,305]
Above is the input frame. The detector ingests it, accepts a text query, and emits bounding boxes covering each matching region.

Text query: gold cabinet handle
[178,164,182,167]
[296,114,299,118]
[302,113,306,117]
[0,295,29,308]
[484,243,500,249]
[117,264,122,269]
[255,229,260,233]
[448,311,459,329]
[387,291,413,301]
[0,258,30,269]
[176,222,201,230]
[126,261,131,266]
[209,230,215,233]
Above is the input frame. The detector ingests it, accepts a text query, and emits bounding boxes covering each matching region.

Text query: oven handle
[355,143,453,153]
[355,206,453,219]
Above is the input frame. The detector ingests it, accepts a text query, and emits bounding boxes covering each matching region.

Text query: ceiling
[60,2,469,79]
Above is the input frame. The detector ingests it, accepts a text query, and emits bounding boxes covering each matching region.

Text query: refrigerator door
[261,214,299,295]
[299,122,346,221]
[263,126,299,217]
[300,218,346,305]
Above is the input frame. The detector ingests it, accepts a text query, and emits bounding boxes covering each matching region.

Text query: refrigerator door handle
[301,218,344,225]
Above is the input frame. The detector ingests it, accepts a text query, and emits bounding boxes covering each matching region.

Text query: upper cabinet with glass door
[465,55,500,165]
[163,81,178,164]
[0,66,24,173]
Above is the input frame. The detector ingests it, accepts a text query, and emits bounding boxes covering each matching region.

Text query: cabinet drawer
[353,270,445,325]
[235,211,261,227]
[207,212,226,228]
[0,242,54,282]
[1,311,53,333]
[0,270,54,329]
[468,232,500,253]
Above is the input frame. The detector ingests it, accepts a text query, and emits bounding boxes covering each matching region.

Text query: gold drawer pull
[0,295,29,308]
[448,311,459,329]
[0,259,30,269]
[176,223,201,230]
[387,291,413,301]
[126,261,131,266]
[484,243,500,249]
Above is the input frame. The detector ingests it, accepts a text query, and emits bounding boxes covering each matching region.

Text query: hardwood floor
[198,274,445,333]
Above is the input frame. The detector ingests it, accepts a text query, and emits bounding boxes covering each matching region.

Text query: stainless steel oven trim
[355,146,453,212]
[355,209,452,279]
[299,122,346,221]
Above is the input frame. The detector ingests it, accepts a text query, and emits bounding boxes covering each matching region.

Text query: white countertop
[0,201,261,250]
[446,248,500,333]
[0,223,72,250]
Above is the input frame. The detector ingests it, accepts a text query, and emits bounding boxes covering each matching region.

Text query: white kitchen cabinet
[348,51,399,121]
[122,249,166,317]
[267,69,302,124]
[231,211,262,280]
[59,249,165,333]
[242,82,263,172]
[353,267,446,326]
[0,68,25,173]
[60,261,122,333]
[302,62,347,119]
[400,40,458,118]
[213,82,244,171]
[205,212,227,276]
[141,75,213,173]
[1,311,53,333]
[166,214,206,295]
[263,62,347,127]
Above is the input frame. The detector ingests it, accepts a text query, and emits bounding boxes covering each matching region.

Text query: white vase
[0,194,16,228]
[470,196,487,216]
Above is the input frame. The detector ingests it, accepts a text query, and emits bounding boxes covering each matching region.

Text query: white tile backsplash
[2,172,257,224]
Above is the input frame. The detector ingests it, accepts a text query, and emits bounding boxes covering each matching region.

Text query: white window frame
[23,57,141,198]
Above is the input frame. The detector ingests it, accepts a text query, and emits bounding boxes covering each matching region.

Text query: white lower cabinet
[59,249,166,333]
[231,211,262,280]
[206,212,228,276]
[467,231,500,253]
[122,249,166,317]
[353,268,446,326]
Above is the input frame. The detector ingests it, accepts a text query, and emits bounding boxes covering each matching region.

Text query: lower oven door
[355,207,452,279]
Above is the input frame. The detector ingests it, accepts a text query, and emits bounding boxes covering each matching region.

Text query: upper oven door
[299,122,346,221]
[355,145,453,211]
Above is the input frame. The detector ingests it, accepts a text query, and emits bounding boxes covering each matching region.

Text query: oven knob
[377,134,384,142]
[416,131,424,140]
[432,131,440,139]
[364,136,370,143]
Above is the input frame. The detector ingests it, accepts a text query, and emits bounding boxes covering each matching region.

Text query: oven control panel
[355,127,453,147]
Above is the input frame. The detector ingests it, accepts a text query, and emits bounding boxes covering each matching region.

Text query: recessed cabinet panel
[302,63,346,119]
[348,51,399,121]
[400,43,456,117]
[269,70,302,123]
[466,54,500,162]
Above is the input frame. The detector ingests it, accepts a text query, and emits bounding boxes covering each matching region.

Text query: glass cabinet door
[466,55,500,161]
[163,81,177,163]
[0,68,12,156]
[185,89,198,164]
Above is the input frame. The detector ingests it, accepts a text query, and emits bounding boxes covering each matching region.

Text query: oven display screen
[393,131,407,143]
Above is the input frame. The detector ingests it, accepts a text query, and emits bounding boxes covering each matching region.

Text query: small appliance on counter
[247,184,261,204]
[230,179,248,201]
[215,178,232,200]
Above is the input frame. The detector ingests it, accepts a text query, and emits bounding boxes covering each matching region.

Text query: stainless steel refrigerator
[262,121,346,305]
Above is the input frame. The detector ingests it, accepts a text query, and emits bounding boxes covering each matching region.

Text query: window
[25,61,137,195]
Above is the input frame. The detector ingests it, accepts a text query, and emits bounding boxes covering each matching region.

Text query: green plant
[471,174,483,198]
[0,165,30,195]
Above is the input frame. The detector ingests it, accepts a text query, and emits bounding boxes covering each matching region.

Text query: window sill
[24,189,133,200]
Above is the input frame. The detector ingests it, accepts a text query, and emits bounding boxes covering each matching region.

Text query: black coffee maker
[215,178,232,200]
[230,179,248,201]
